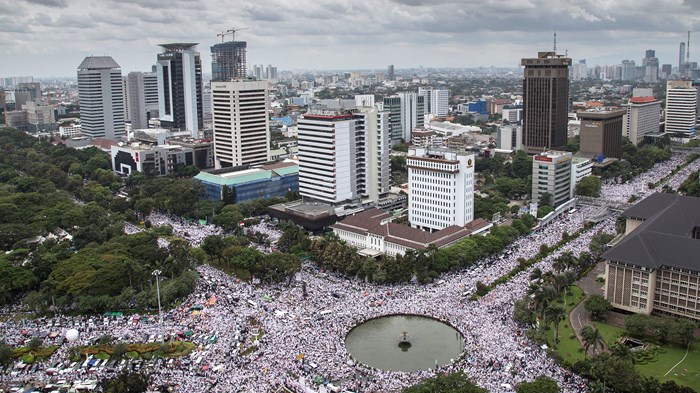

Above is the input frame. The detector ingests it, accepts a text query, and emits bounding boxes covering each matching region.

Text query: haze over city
[1,0,698,76]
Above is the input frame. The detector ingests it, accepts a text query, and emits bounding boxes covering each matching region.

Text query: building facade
[577,108,625,159]
[210,40,247,82]
[195,162,298,202]
[408,147,474,232]
[398,92,425,142]
[665,80,698,137]
[531,150,572,207]
[353,107,391,202]
[77,56,125,140]
[623,96,661,146]
[211,80,270,168]
[125,72,159,130]
[521,52,572,153]
[111,143,195,176]
[297,111,357,204]
[496,125,522,151]
[156,43,203,137]
[604,193,700,321]
[570,157,593,198]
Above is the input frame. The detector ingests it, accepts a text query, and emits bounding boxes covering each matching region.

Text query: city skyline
[1,0,698,77]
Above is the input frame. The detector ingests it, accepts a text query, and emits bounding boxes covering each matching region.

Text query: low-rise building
[331,208,491,257]
[111,143,195,176]
[195,161,299,202]
[531,150,572,207]
[603,193,700,321]
[570,156,593,198]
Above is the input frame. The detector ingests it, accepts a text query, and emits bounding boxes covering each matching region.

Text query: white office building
[211,80,270,168]
[570,156,593,198]
[532,150,572,207]
[354,94,375,108]
[77,56,125,140]
[408,147,474,232]
[398,92,425,141]
[622,95,661,146]
[125,71,159,130]
[59,123,82,138]
[297,111,356,204]
[418,87,449,117]
[496,125,522,151]
[665,80,698,137]
[353,107,391,202]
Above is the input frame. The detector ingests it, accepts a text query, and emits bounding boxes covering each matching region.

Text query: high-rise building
[408,147,474,231]
[521,51,571,153]
[266,65,278,82]
[679,42,686,76]
[623,89,661,146]
[572,62,587,80]
[577,108,626,159]
[353,107,391,202]
[496,125,522,150]
[621,60,636,81]
[210,40,247,82]
[156,43,203,137]
[644,50,656,65]
[125,72,159,130]
[397,92,424,141]
[665,80,698,138]
[24,101,56,132]
[418,87,449,117]
[644,58,659,83]
[15,82,40,102]
[211,80,270,168]
[297,111,357,204]
[383,96,402,144]
[531,150,572,207]
[387,65,395,81]
[77,56,125,140]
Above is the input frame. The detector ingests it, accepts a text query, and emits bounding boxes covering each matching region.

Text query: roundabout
[344,314,465,372]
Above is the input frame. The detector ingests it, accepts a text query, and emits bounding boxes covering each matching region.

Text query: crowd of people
[0,153,695,392]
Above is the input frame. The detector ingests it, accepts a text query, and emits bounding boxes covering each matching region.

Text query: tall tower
[77,56,125,140]
[126,71,159,130]
[521,51,572,153]
[156,43,203,137]
[665,80,698,138]
[388,65,395,81]
[679,42,686,76]
[211,80,270,168]
[210,39,247,82]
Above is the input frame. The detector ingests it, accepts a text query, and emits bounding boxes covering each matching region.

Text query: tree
[576,176,602,197]
[516,376,560,393]
[624,314,650,338]
[610,342,635,364]
[544,304,566,347]
[0,342,12,366]
[581,325,605,356]
[513,297,534,325]
[584,295,612,321]
[402,371,488,393]
[538,192,552,207]
[100,370,150,393]
[671,318,696,346]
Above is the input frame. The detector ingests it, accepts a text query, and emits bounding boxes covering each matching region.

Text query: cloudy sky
[1,0,699,78]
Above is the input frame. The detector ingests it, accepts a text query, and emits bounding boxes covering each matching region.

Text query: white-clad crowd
[1,153,694,393]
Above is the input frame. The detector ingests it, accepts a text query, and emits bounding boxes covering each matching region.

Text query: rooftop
[78,56,120,70]
[603,193,700,272]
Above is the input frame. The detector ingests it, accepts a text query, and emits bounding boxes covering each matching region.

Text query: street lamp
[152,269,163,342]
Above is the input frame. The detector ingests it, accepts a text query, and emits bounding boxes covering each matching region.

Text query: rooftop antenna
[553,26,557,53]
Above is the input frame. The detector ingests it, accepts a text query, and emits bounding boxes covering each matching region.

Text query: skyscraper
[382,96,402,144]
[210,40,247,82]
[77,56,125,140]
[679,42,686,76]
[397,92,424,142]
[125,71,159,130]
[387,65,394,81]
[353,107,391,202]
[665,80,698,138]
[156,43,203,137]
[521,51,571,153]
[211,80,270,168]
[297,111,357,204]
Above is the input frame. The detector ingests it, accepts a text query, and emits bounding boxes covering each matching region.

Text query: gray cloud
[2,0,699,77]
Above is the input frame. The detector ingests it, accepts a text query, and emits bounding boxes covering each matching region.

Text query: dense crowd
[1,153,694,392]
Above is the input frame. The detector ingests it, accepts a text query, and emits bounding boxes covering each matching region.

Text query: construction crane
[216,26,248,43]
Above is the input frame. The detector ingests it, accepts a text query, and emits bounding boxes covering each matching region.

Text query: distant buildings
[604,193,700,321]
[211,80,270,168]
[387,65,395,81]
[531,150,572,207]
[496,125,522,151]
[408,147,474,231]
[418,87,449,117]
[397,92,425,142]
[77,56,126,140]
[577,108,625,159]
[521,52,571,153]
[125,71,159,130]
[623,89,661,146]
[156,43,203,137]
[665,80,698,138]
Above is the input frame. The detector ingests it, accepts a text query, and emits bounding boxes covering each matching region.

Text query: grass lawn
[636,343,700,392]
[545,286,586,363]
[592,321,625,347]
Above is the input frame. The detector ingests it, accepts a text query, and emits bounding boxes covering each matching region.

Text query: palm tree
[534,285,557,320]
[544,304,566,347]
[529,268,543,283]
[610,342,635,364]
[552,258,567,274]
[581,325,605,356]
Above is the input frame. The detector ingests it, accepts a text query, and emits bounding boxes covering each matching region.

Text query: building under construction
[211,28,247,82]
